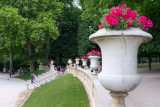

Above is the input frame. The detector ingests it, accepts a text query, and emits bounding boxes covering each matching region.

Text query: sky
[73,0,82,9]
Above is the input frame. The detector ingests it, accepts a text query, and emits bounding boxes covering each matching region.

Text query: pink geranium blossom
[148,20,153,28]
[128,22,132,27]
[99,4,153,32]
[112,18,119,25]
[130,11,137,19]
[98,25,103,29]
[87,50,101,56]
[82,56,88,60]
[68,58,72,60]
[121,4,127,8]
[75,57,80,59]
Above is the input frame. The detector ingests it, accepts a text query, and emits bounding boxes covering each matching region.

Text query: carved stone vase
[89,28,152,107]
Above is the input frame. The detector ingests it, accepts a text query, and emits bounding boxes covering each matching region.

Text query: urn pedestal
[75,59,80,67]
[68,60,72,67]
[50,61,54,71]
[82,59,87,69]
[51,61,54,65]
[89,28,152,107]
[88,56,100,75]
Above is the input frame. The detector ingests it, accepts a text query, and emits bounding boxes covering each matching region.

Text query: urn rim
[89,27,152,43]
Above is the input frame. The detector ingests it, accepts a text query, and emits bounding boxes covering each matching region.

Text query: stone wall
[39,65,50,71]
[67,67,112,107]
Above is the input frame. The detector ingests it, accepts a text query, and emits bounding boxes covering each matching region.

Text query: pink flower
[111,7,116,11]
[121,4,127,8]
[139,16,148,26]
[148,20,153,28]
[68,58,72,60]
[82,56,88,60]
[128,22,132,27]
[139,16,147,20]
[101,20,104,23]
[115,7,123,17]
[130,11,137,19]
[143,27,148,32]
[123,8,131,20]
[87,50,101,56]
[98,25,103,29]
[76,57,80,59]
[98,4,153,31]
[112,18,119,25]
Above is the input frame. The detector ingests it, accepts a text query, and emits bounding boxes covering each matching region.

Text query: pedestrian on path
[33,73,36,83]
[8,70,12,79]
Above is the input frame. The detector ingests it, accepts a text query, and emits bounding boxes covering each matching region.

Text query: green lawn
[16,70,47,80]
[138,63,160,67]
[23,74,89,107]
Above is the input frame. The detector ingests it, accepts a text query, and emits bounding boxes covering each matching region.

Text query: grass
[138,63,160,67]
[16,70,47,80]
[23,74,89,107]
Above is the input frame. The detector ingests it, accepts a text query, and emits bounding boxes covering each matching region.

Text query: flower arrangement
[68,58,72,60]
[50,59,54,62]
[75,57,80,59]
[82,56,88,60]
[99,4,153,31]
[87,50,101,56]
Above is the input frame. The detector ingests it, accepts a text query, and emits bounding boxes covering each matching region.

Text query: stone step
[27,71,65,89]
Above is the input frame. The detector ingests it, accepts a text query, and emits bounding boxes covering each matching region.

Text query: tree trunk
[148,54,152,71]
[46,41,49,68]
[26,38,34,72]
[10,50,13,72]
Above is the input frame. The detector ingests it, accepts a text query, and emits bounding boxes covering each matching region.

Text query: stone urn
[82,59,87,68]
[88,56,100,74]
[51,60,54,65]
[68,59,72,67]
[89,28,152,106]
[50,60,54,71]
[75,59,80,65]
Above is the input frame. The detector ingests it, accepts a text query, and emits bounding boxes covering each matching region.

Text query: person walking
[8,70,12,79]
[32,73,36,83]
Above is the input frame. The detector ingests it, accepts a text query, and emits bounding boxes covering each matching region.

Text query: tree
[0,0,64,71]
[49,1,81,66]
[0,6,26,72]
[77,20,100,57]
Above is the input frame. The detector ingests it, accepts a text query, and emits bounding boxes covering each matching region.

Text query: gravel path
[127,67,160,107]
[0,73,27,107]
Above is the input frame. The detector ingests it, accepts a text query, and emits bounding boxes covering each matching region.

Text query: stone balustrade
[67,67,143,107]
[67,67,113,107]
